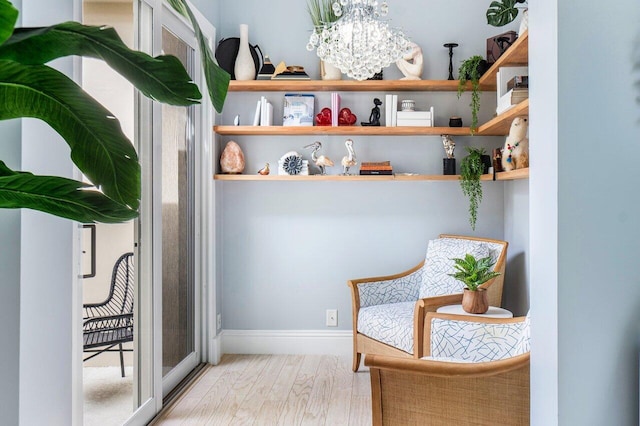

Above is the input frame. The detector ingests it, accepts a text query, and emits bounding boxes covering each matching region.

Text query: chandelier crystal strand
[306,0,410,80]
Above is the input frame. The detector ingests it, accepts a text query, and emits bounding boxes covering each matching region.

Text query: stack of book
[396,107,435,127]
[359,161,393,175]
[497,87,528,115]
[253,96,273,126]
[495,66,528,115]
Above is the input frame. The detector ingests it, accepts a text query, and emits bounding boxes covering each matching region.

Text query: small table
[436,304,513,318]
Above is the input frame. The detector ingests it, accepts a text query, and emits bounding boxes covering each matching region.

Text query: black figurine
[361,98,382,126]
[444,43,459,80]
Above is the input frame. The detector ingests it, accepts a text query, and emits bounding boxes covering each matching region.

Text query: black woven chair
[83,252,134,377]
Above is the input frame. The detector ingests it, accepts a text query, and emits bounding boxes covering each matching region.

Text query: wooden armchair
[348,235,507,371]
[366,312,530,426]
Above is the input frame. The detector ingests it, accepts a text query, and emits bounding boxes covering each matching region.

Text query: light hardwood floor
[152,355,372,426]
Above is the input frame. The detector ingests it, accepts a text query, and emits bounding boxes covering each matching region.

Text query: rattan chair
[83,252,134,377]
[348,234,508,371]
[366,312,530,426]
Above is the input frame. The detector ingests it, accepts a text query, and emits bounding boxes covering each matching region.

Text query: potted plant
[459,147,490,230]
[457,55,489,132]
[486,0,527,27]
[306,0,342,80]
[0,0,229,223]
[449,253,501,314]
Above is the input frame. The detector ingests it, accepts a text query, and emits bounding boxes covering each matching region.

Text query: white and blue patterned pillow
[419,238,490,298]
[429,317,530,362]
[357,301,415,354]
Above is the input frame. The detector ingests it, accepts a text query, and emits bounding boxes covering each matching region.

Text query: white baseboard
[221,330,352,357]
[208,333,223,365]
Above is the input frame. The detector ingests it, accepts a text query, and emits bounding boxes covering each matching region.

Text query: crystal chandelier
[306,0,410,81]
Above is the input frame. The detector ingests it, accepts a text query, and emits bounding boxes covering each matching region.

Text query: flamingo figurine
[341,139,357,175]
[304,141,334,175]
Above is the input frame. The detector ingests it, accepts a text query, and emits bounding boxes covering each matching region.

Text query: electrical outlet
[217,313,222,330]
[326,309,338,327]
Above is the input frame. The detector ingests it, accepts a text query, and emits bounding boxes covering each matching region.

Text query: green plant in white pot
[449,254,501,314]
[306,0,342,80]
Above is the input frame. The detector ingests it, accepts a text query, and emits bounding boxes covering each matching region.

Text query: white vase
[320,60,342,81]
[234,24,255,80]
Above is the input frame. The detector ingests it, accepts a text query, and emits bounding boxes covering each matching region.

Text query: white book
[266,102,273,126]
[391,95,398,127]
[252,100,261,126]
[260,96,267,126]
[397,119,432,127]
[385,94,393,127]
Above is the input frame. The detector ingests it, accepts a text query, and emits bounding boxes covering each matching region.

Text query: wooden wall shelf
[479,30,528,90]
[213,173,531,182]
[477,99,529,135]
[214,125,474,136]
[228,79,482,92]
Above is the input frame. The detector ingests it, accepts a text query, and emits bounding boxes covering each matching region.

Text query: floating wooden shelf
[479,30,528,90]
[214,125,474,136]
[495,167,529,180]
[476,99,529,135]
[213,173,508,182]
[228,79,482,92]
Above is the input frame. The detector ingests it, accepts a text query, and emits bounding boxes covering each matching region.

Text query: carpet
[83,366,134,426]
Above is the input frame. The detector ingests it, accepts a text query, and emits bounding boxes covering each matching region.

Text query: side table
[436,304,513,318]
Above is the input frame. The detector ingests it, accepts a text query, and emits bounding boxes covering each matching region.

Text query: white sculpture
[341,139,357,175]
[501,117,529,171]
[396,42,423,80]
[304,141,334,175]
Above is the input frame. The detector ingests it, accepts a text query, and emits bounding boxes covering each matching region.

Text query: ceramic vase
[518,9,529,36]
[234,24,256,80]
[320,60,342,81]
[462,288,489,314]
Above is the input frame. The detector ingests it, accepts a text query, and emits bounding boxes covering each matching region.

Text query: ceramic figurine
[257,163,270,175]
[501,117,529,171]
[396,42,423,80]
[361,98,382,126]
[304,141,334,175]
[341,139,357,175]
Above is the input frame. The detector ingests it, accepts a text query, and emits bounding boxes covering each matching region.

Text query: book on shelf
[507,75,528,91]
[391,95,398,126]
[361,161,391,167]
[397,119,432,127]
[496,65,528,105]
[331,92,340,127]
[252,100,261,126]
[271,71,311,80]
[385,94,393,127]
[360,165,393,171]
[282,94,314,126]
[359,170,393,175]
[259,96,273,126]
[496,88,529,115]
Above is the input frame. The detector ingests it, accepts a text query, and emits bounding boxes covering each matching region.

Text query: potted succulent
[306,0,342,80]
[449,254,501,314]
[459,147,490,230]
[486,0,527,27]
[457,55,489,132]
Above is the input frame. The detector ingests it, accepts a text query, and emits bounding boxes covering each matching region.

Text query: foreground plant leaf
[0,0,18,45]
[166,0,230,113]
[0,161,137,223]
[0,60,140,209]
[0,22,201,106]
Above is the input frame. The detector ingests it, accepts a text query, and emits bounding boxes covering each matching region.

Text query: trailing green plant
[307,0,341,31]
[486,0,527,27]
[457,55,485,133]
[0,0,230,223]
[448,253,501,291]
[459,146,486,230]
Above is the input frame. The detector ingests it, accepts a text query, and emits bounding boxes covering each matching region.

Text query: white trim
[208,333,223,365]
[221,330,353,357]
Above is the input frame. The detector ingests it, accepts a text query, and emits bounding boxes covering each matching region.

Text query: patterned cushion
[419,238,490,298]
[357,301,415,354]
[420,356,473,363]
[358,268,423,308]
[429,317,530,362]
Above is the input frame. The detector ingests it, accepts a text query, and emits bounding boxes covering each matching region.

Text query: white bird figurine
[304,141,334,175]
[341,139,357,175]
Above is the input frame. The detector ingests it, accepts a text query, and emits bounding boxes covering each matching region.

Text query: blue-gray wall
[211,0,528,334]
[531,0,640,424]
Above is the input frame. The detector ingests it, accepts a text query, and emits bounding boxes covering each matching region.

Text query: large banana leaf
[486,0,523,27]
[0,0,17,45]
[0,22,201,106]
[166,0,230,113]
[0,60,140,209]
[0,161,137,223]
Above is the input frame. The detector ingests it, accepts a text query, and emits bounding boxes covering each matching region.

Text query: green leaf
[486,0,520,27]
[0,161,137,223]
[0,0,18,45]
[166,0,230,113]
[0,60,140,209]
[0,22,201,106]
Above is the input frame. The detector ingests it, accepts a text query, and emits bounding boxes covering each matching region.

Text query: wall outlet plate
[326,309,338,327]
